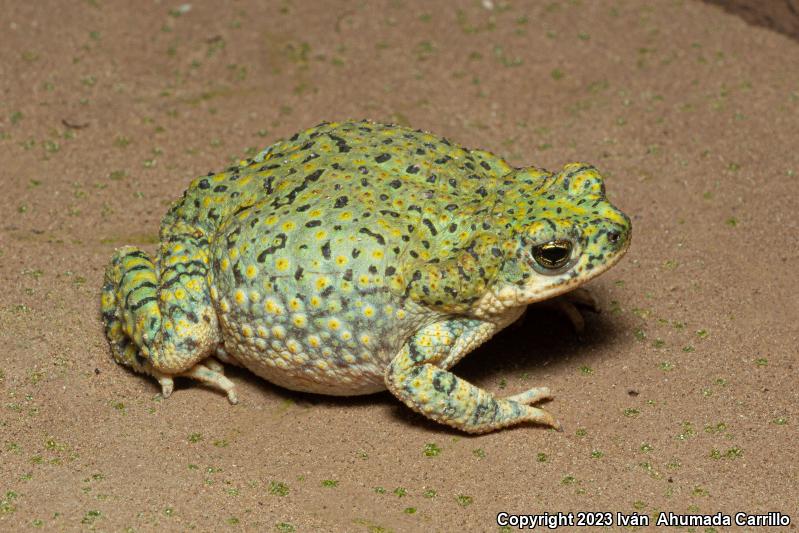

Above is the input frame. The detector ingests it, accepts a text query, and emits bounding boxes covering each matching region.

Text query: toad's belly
[213,289,428,395]
[227,343,391,395]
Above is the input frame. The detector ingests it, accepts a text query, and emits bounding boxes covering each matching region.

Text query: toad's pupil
[533,240,572,269]
[542,247,567,263]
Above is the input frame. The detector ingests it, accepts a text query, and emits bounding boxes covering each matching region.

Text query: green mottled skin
[101,120,631,433]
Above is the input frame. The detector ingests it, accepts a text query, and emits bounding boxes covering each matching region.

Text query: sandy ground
[703,0,799,42]
[1,1,798,531]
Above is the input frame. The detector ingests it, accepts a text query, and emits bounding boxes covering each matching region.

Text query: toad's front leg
[384,319,561,434]
[100,233,238,403]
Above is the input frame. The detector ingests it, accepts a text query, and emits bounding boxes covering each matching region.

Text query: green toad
[101,120,631,433]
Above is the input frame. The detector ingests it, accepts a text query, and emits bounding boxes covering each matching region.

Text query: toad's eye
[531,240,573,271]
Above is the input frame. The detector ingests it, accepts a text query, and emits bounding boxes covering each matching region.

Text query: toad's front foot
[518,287,600,335]
[387,347,562,433]
[503,387,562,431]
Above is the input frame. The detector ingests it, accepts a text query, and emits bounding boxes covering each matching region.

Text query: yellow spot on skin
[282,221,296,231]
[174,288,186,300]
[219,299,230,313]
[335,255,348,266]
[256,326,269,338]
[210,286,219,300]
[265,215,278,226]
[359,334,371,346]
[272,325,286,339]
[264,298,283,315]
[229,248,239,261]
[245,264,257,279]
[276,258,290,271]
[310,296,321,308]
[396,309,406,320]
[343,353,356,364]
[241,325,253,337]
[341,331,352,341]
[292,314,307,328]
[372,250,384,260]
[185,278,201,292]
[363,306,375,318]
[316,277,329,291]
[165,254,188,266]
[308,335,321,348]
[234,289,247,305]
[287,340,300,354]
[220,257,230,271]
[316,360,329,370]
[315,230,328,240]
[289,298,301,311]
[249,290,261,303]
[328,318,340,331]
[339,211,352,221]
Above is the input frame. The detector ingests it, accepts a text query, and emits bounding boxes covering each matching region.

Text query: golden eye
[532,240,573,271]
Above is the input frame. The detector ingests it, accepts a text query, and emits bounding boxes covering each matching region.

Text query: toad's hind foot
[101,241,226,400]
[178,363,238,404]
[153,361,238,404]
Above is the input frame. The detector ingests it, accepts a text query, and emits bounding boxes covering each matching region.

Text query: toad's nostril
[608,231,620,243]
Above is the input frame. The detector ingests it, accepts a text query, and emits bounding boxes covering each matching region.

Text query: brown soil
[1,1,797,531]
[704,0,799,42]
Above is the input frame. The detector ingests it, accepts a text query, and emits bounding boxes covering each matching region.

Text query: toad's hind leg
[100,236,236,402]
[385,319,561,434]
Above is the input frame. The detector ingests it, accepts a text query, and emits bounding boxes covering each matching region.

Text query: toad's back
[167,121,513,236]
